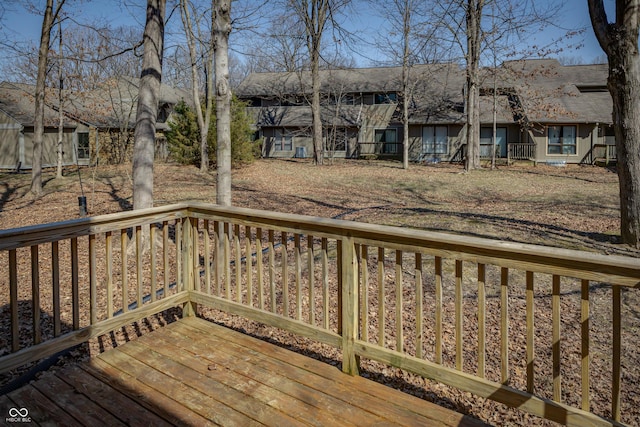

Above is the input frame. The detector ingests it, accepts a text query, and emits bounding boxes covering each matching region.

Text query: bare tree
[31,0,66,196]
[287,0,351,165]
[589,0,640,248]
[215,0,232,206]
[433,0,564,171]
[179,0,214,172]
[132,0,165,211]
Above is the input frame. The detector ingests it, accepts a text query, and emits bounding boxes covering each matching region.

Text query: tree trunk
[311,50,323,165]
[132,0,165,211]
[464,0,483,171]
[31,0,58,196]
[179,0,209,172]
[401,0,411,170]
[608,55,640,246]
[215,0,232,206]
[56,18,64,179]
[589,0,640,248]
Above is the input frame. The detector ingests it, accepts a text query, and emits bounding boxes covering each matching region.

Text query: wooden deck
[1,317,487,426]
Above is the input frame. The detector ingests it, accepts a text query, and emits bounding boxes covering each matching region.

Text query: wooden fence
[508,143,536,163]
[0,203,638,426]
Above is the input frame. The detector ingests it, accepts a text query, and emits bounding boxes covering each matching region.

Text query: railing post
[182,216,196,318]
[341,236,360,376]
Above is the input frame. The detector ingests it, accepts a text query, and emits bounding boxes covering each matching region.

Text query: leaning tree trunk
[588,0,640,248]
[132,0,165,211]
[215,0,232,206]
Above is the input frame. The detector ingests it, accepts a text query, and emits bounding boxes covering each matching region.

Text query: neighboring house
[0,78,190,170]
[0,81,80,170]
[236,59,615,165]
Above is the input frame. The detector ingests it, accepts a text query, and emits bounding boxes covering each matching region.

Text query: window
[274,129,293,151]
[547,125,576,155]
[325,127,347,152]
[480,127,507,157]
[422,126,448,154]
[375,129,398,154]
[374,93,397,104]
[77,132,90,159]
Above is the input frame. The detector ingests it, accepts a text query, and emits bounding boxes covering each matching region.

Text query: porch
[0,203,638,426]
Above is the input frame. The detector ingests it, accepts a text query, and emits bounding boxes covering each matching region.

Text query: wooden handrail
[0,202,637,426]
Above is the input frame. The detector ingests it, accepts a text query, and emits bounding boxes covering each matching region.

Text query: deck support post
[341,236,360,376]
[182,216,197,318]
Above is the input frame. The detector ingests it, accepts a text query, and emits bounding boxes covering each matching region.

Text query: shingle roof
[0,78,191,129]
[0,82,78,128]
[237,59,613,127]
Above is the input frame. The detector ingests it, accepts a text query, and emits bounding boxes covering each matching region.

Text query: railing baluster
[477,263,486,378]
[193,219,200,293]
[552,274,561,402]
[224,223,231,299]
[176,220,183,292]
[31,245,41,345]
[581,279,590,412]
[527,271,535,394]
[150,224,157,301]
[71,237,79,329]
[234,224,241,303]
[378,247,385,347]
[105,232,113,315]
[295,233,302,320]
[245,225,253,306]
[52,241,61,335]
[612,286,621,422]
[322,237,329,329]
[435,256,443,364]
[282,231,289,316]
[308,235,315,326]
[395,250,403,353]
[257,228,264,310]
[361,245,369,343]
[120,230,128,314]
[415,253,423,359]
[269,230,276,313]
[163,221,169,295]
[89,234,97,325]
[9,249,18,352]
[455,260,463,370]
[213,221,221,296]
[136,226,143,308]
[203,220,211,295]
[501,267,509,384]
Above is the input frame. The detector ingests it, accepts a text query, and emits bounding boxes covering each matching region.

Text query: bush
[166,96,260,168]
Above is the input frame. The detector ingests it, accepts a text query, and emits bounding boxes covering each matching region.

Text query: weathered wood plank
[31,372,126,426]
[581,279,590,412]
[552,274,561,402]
[395,250,403,353]
[121,339,327,427]
[98,341,287,426]
[527,271,535,394]
[7,383,82,426]
[178,318,482,427]
[83,358,216,426]
[435,256,443,364]
[500,267,509,384]
[58,365,173,427]
[455,259,463,371]
[477,263,485,377]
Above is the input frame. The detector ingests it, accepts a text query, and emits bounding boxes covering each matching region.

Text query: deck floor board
[3,317,488,426]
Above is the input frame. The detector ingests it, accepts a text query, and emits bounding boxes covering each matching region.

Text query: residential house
[0,78,190,170]
[236,59,615,165]
[0,81,79,170]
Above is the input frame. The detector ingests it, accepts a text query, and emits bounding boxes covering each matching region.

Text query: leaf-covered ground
[0,159,638,426]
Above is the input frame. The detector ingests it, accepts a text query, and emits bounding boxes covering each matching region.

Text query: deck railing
[507,143,536,163]
[0,203,638,426]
